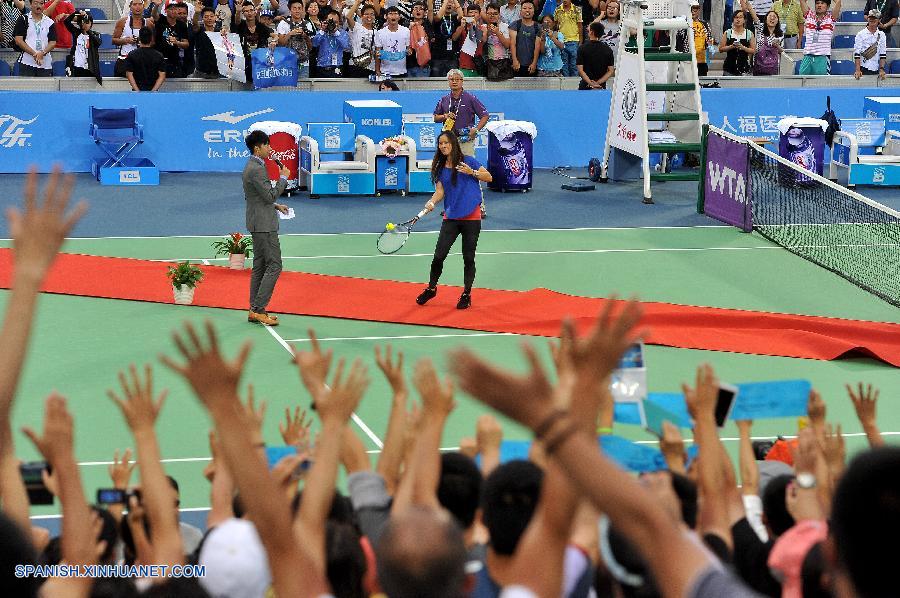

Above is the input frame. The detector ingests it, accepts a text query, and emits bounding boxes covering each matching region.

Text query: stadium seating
[890,59,900,74]
[0,61,9,77]
[85,7,108,19]
[100,33,115,50]
[842,10,866,22]
[100,60,116,77]
[52,60,66,76]
[832,35,856,49]
[830,59,855,75]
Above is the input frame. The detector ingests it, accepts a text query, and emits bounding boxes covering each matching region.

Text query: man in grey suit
[244,130,291,326]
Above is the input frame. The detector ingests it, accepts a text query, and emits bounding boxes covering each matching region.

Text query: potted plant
[166,261,204,305]
[212,232,253,270]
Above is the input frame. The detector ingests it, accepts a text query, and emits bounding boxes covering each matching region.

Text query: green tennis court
[3,226,897,518]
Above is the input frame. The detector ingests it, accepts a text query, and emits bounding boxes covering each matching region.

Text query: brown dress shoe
[249,311,279,326]
[248,311,279,323]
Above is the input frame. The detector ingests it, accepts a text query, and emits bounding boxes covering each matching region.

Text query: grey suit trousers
[249,231,282,312]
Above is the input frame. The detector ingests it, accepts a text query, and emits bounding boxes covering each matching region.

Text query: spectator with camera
[154,0,190,76]
[63,9,101,82]
[344,0,376,77]
[312,9,349,76]
[854,8,887,79]
[430,0,460,76]
[537,12,564,75]
[456,1,484,76]
[375,5,411,79]
[278,0,315,78]
[114,0,153,77]
[598,0,621,59]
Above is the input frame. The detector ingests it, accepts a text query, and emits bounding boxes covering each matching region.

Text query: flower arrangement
[380,136,409,157]
[166,261,204,289]
[212,232,253,258]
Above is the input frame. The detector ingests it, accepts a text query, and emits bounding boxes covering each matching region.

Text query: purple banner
[703,132,752,232]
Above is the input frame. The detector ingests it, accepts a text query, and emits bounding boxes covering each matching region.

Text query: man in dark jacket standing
[244,130,290,326]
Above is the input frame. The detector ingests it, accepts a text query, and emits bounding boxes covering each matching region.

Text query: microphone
[273,158,284,168]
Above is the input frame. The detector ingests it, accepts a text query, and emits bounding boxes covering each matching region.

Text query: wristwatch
[796,472,817,489]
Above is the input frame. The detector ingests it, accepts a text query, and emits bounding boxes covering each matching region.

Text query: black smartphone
[96,488,142,505]
[714,384,739,428]
[20,461,54,506]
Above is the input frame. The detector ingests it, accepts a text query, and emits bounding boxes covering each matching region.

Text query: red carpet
[1,249,898,367]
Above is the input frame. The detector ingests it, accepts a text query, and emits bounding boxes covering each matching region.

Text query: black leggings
[429,219,481,291]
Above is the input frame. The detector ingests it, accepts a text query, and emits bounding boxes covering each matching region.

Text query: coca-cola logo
[269,149,297,161]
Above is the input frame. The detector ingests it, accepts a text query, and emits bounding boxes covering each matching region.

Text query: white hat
[198,518,272,598]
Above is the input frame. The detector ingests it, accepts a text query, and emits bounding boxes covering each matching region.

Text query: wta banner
[251,48,299,90]
[702,130,752,232]
[210,32,246,83]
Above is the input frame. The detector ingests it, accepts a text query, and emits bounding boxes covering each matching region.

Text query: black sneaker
[456,291,471,310]
[416,287,437,305]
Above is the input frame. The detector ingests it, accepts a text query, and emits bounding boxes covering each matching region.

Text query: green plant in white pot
[166,261,204,305]
[212,232,253,270]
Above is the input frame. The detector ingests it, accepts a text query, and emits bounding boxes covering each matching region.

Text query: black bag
[472,54,486,75]
[485,57,513,81]
[820,95,841,148]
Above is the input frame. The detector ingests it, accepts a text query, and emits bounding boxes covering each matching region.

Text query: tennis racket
[377,209,428,255]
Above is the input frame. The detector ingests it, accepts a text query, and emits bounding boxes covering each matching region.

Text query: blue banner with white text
[0,88,888,173]
[251,48,299,90]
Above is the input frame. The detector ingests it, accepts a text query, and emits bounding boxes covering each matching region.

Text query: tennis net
[708,126,900,308]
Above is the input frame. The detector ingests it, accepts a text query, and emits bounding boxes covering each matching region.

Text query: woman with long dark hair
[741,0,783,76]
[416,131,492,310]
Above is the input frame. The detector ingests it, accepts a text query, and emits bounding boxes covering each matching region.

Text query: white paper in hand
[279,207,296,220]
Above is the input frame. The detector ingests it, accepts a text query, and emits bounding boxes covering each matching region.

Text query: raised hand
[241,384,268,441]
[682,363,719,422]
[160,320,251,410]
[279,406,312,449]
[449,342,553,431]
[314,359,370,426]
[567,298,645,388]
[293,329,333,401]
[822,422,845,475]
[412,358,455,418]
[22,393,74,464]
[476,414,503,455]
[659,421,686,474]
[375,344,407,397]
[806,389,826,428]
[107,364,168,432]
[846,382,878,428]
[8,167,87,282]
[108,448,136,489]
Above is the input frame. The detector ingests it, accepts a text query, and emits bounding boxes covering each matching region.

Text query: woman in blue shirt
[416,131,493,310]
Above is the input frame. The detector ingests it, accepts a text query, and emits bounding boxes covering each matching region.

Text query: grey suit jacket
[243,157,288,233]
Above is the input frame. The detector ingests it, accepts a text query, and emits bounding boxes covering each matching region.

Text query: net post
[696,123,709,214]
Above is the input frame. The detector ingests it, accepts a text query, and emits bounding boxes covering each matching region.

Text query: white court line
[265,326,384,449]
[153,242,899,264]
[19,225,731,242]
[201,259,210,265]
[288,332,518,343]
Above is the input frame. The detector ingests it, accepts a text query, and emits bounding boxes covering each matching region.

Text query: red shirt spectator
[44,0,75,49]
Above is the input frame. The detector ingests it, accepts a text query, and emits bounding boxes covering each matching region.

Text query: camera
[325,18,338,33]
[96,487,142,505]
[20,461,54,506]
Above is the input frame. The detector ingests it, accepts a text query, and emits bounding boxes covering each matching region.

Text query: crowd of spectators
[1,169,899,598]
[1,0,898,82]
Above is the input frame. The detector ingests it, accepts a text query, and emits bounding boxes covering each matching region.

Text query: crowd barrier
[0,87,891,173]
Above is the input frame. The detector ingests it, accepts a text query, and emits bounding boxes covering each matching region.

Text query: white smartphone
[714,383,739,429]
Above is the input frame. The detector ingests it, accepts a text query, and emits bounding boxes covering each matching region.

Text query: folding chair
[89,106,144,171]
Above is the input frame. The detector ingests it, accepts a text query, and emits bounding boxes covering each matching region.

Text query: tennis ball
[386,222,395,231]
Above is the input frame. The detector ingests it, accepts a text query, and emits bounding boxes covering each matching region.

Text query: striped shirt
[853,27,886,71]
[802,10,834,56]
[772,0,804,36]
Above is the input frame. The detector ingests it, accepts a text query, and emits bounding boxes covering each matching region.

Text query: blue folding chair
[830,59,856,75]
[100,33,115,49]
[89,106,144,171]
[52,60,66,76]
[0,61,10,76]
[100,60,116,77]
[832,35,855,49]
[842,10,865,22]
[85,7,107,19]
[890,59,900,74]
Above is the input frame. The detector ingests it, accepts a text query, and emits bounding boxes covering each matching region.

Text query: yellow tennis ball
[386,222,395,231]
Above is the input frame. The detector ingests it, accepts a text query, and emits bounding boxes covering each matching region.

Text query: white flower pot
[173,284,195,305]
[228,253,246,269]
